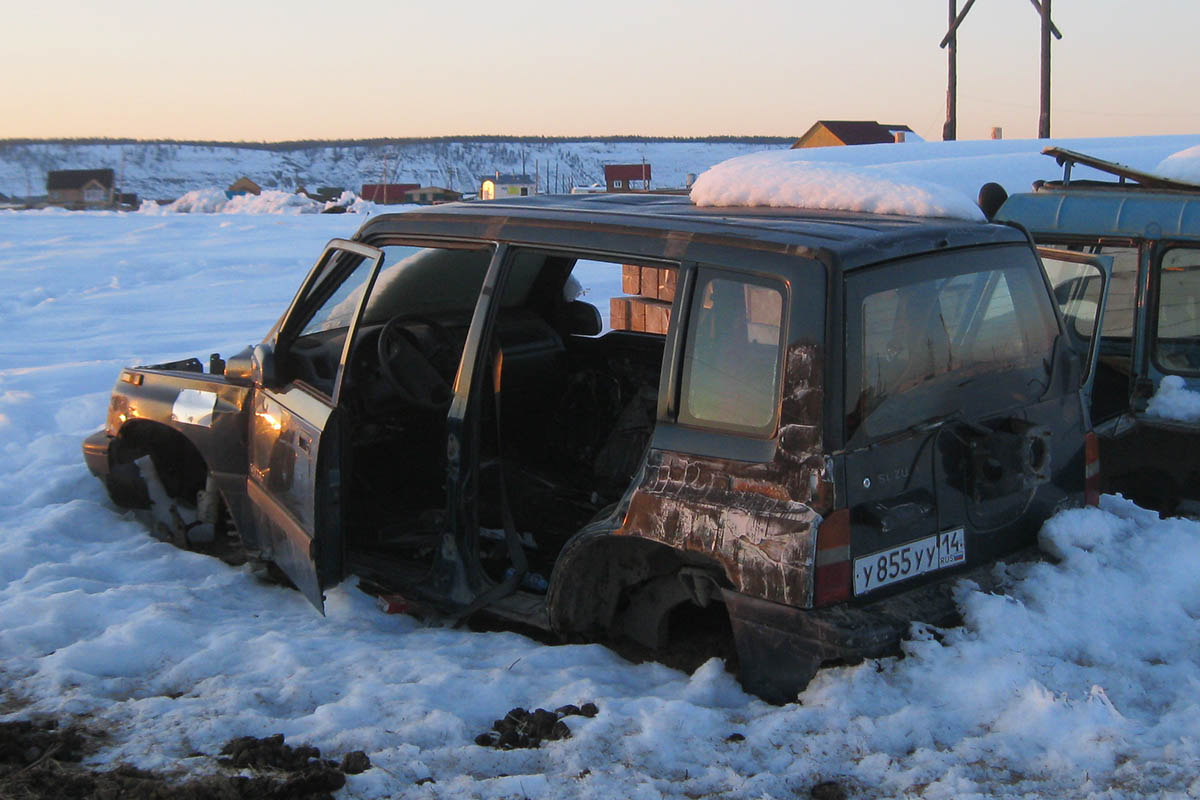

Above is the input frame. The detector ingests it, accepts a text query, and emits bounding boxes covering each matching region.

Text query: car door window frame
[273,240,385,403]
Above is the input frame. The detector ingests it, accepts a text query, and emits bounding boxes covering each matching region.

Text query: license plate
[853,529,966,595]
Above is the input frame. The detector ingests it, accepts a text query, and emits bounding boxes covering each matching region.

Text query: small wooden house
[479,173,535,201]
[604,164,652,192]
[791,121,917,148]
[404,186,462,205]
[46,169,115,208]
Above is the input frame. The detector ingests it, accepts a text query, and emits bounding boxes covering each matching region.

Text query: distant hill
[0,137,793,201]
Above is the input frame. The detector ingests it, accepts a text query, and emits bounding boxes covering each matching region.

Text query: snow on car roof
[689,149,985,221]
[1156,144,1200,185]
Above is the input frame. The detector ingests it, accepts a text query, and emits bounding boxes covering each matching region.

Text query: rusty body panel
[619,342,832,608]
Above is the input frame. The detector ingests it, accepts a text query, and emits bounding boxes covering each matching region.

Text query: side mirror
[224,345,255,384]
[559,300,603,336]
[252,344,278,388]
[224,344,277,387]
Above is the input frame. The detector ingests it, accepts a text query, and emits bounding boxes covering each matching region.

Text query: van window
[847,246,1060,439]
[679,270,785,435]
[1096,247,1140,340]
[1154,247,1200,374]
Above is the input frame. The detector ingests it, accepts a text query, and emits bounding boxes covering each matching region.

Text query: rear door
[842,244,1071,598]
[248,240,384,611]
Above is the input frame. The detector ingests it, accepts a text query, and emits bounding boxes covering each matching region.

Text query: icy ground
[3,193,1200,797]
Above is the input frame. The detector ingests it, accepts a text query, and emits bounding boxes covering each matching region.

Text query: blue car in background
[998,147,1200,515]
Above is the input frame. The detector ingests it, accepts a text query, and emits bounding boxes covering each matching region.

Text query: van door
[1037,248,1113,405]
[247,240,384,611]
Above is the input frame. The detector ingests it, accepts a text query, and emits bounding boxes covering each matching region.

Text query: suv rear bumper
[722,549,1038,703]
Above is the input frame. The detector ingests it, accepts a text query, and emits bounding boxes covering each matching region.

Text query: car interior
[282,244,671,591]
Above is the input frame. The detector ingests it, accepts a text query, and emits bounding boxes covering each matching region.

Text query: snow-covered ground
[4,140,1200,798]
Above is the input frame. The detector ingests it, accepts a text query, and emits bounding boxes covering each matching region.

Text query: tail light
[1084,432,1101,507]
[813,508,851,607]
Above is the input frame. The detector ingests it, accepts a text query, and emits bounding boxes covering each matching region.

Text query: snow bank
[137,187,383,215]
[326,189,380,214]
[1155,144,1200,185]
[1146,374,1200,422]
[141,188,324,215]
[690,150,985,220]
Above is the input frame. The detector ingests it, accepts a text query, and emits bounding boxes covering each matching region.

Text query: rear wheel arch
[547,527,732,650]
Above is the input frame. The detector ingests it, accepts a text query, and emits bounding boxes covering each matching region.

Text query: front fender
[104,367,252,480]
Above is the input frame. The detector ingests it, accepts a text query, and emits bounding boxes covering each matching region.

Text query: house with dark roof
[791,121,919,149]
[479,173,535,201]
[46,169,115,208]
[604,164,652,192]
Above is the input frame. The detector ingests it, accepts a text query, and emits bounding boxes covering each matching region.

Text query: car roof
[997,187,1200,241]
[354,193,1025,272]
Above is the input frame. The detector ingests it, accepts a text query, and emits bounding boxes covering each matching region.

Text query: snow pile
[140,188,324,215]
[325,189,377,214]
[1155,144,1200,185]
[1146,374,1200,421]
[690,150,985,220]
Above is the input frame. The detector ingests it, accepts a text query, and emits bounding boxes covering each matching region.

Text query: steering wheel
[375,315,455,413]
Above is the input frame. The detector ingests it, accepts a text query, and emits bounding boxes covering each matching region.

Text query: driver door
[247,240,384,611]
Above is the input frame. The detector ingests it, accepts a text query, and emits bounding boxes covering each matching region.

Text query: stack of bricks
[611,265,677,334]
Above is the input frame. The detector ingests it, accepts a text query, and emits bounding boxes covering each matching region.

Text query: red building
[604,164,652,192]
[361,183,420,204]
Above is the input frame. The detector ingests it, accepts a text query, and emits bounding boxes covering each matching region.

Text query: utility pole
[940,0,1060,139]
[1038,0,1052,138]
[944,0,958,140]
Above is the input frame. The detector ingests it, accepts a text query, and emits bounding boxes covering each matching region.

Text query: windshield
[846,245,1060,440]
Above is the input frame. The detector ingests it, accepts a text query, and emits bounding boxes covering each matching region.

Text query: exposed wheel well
[109,421,209,508]
[548,533,732,654]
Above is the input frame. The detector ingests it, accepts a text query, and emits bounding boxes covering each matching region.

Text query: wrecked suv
[83,193,1101,701]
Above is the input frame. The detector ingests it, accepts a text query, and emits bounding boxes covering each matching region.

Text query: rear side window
[679,269,786,435]
[846,246,1060,440]
[1154,246,1200,374]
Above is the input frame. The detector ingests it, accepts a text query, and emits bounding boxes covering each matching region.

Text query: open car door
[1037,248,1113,406]
[247,240,385,611]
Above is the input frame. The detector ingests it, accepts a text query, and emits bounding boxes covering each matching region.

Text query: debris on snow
[474,703,599,750]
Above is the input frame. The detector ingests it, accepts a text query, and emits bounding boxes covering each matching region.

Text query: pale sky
[3,0,1197,142]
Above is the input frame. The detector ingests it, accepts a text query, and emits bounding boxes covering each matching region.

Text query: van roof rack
[1041,146,1200,192]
